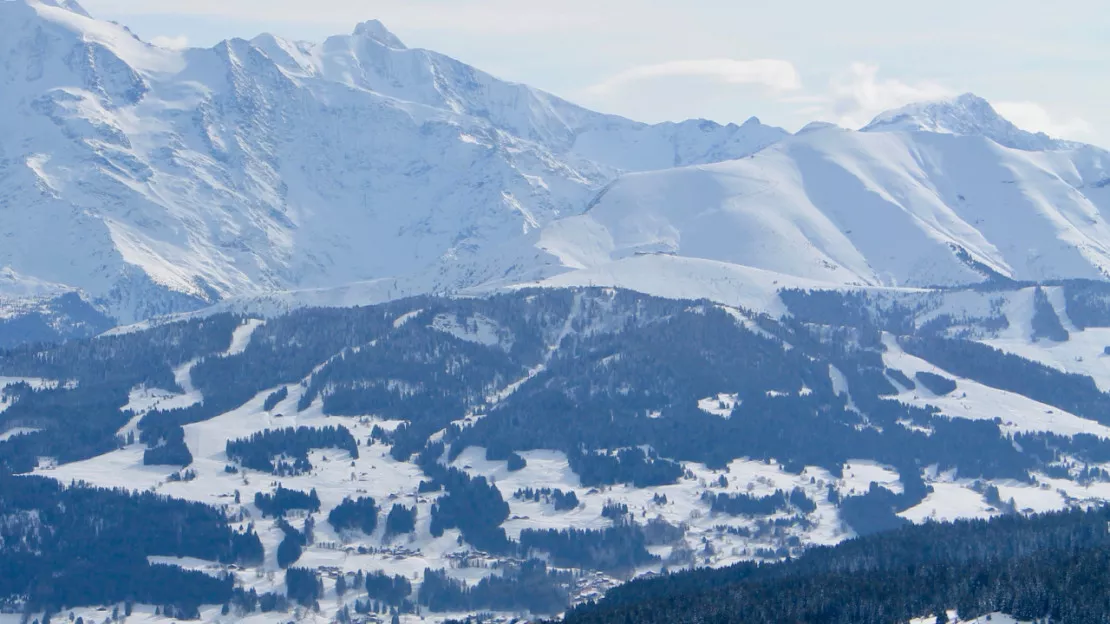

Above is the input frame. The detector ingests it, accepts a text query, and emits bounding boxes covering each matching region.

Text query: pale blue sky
[81,0,1109,146]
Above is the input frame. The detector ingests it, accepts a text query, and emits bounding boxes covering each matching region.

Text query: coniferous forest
[561,505,1110,624]
[3,285,1110,620]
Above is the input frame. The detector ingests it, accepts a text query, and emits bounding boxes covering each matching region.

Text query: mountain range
[0,0,788,326]
[7,3,1110,623]
[2,0,1108,335]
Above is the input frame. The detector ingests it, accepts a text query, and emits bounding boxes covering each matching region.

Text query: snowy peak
[32,0,91,16]
[863,93,1003,135]
[352,19,406,49]
[533,121,1110,291]
[0,1,799,325]
[862,92,1078,151]
[0,0,179,79]
[797,120,839,134]
[5,0,90,16]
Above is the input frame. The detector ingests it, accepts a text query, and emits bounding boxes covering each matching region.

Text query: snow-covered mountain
[9,5,1110,622]
[531,111,1110,294]
[3,0,1110,335]
[168,100,1110,326]
[0,0,788,323]
[861,93,1083,152]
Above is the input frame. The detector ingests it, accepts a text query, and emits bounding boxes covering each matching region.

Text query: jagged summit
[0,2,788,324]
[864,93,1002,133]
[352,19,406,49]
[11,0,90,15]
[861,92,1079,151]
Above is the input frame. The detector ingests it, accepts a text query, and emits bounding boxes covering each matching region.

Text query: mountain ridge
[0,0,790,324]
[1,0,1107,332]
[531,121,1110,292]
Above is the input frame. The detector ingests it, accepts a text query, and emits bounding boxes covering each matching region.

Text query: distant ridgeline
[0,293,114,350]
[4,282,1110,616]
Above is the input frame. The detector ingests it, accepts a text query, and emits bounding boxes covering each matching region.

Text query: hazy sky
[80,0,1109,147]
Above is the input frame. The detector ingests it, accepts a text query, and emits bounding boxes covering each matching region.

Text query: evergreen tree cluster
[1061,279,1110,329]
[227,588,291,614]
[142,424,194,466]
[427,465,512,554]
[568,447,684,488]
[514,487,580,511]
[885,367,915,389]
[1031,286,1070,342]
[418,560,573,615]
[0,475,259,613]
[779,288,916,335]
[507,451,527,471]
[702,488,815,516]
[0,314,238,473]
[518,525,657,573]
[225,425,358,475]
[350,599,410,621]
[481,441,528,471]
[914,371,958,396]
[253,484,321,517]
[364,571,413,607]
[385,504,417,535]
[328,496,379,535]
[275,517,308,569]
[601,500,630,521]
[263,386,289,411]
[285,567,322,607]
[838,483,913,536]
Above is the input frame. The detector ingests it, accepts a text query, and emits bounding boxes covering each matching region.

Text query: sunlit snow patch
[430,313,506,348]
[698,393,739,418]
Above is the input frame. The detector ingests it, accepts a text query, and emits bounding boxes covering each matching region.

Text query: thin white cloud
[584,59,803,97]
[993,101,1093,140]
[150,34,189,50]
[823,63,953,128]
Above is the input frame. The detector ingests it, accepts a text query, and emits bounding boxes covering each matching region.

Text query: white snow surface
[224,318,264,356]
[698,393,739,418]
[908,612,1025,624]
[862,93,1082,152]
[0,0,788,323]
[881,333,1110,438]
[536,124,1110,290]
[519,254,850,318]
[4,0,1110,332]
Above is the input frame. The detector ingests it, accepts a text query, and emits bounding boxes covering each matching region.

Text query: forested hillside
[3,284,1110,621]
[560,505,1110,624]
